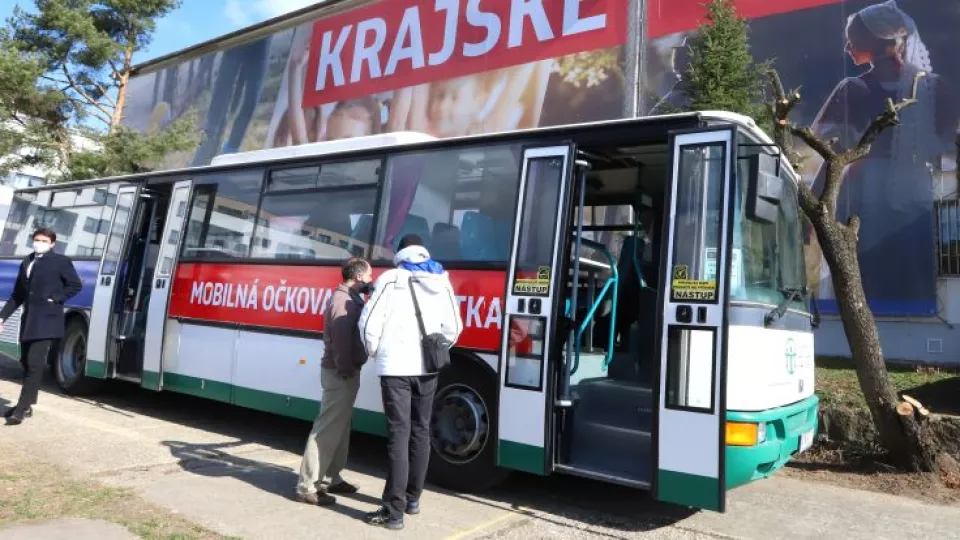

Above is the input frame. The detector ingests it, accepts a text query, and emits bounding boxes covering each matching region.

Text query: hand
[0,321,5,333]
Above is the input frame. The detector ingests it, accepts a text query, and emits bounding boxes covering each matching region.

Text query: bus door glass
[142,180,192,391]
[86,185,140,379]
[655,128,735,512]
[497,145,574,475]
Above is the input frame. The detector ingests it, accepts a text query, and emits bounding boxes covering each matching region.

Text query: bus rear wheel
[55,318,101,396]
[427,358,510,492]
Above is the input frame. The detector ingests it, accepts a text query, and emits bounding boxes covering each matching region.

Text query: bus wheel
[55,318,101,396]
[428,359,509,492]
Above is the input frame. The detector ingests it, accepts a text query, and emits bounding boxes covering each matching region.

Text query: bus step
[565,420,651,485]
[572,379,653,432]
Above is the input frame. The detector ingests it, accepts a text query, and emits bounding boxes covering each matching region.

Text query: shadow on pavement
[0,355,697,534]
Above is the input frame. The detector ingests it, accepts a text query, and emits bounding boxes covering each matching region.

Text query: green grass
[816,356,959,410]
[0,444,231,539]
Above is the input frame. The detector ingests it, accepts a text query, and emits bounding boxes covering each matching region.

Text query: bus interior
[555,140,674,487]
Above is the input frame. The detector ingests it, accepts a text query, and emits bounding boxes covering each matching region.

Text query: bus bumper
[725,394,820,489]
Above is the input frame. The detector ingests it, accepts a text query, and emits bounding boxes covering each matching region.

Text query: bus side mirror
[745,152,783,224]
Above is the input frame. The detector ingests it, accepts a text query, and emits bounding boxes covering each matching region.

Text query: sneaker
[296,491,336,506]
[327,480,358,494]
[405,500,420,515]
[365,506,404,530]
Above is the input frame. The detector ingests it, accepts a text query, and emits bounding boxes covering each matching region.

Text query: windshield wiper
[764,286,808,326]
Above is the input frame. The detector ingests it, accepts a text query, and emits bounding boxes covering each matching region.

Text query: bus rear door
[86,185,140,379]
[497,145,575,475]
[142,180,192,390]
[655,127,736,512]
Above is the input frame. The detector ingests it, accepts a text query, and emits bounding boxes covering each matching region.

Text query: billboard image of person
[646,0,960,317]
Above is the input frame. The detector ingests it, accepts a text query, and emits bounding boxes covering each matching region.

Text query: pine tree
[0,0,199,181]
[682,0,768,123]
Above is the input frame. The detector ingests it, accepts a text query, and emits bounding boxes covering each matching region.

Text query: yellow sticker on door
[671,265,716,300]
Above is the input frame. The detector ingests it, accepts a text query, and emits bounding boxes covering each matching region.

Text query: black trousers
[380,374,438,519]
[16,339,56,410]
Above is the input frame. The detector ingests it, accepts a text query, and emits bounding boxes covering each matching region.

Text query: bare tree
[766,69,946,472]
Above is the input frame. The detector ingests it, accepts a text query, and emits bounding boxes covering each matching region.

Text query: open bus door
[497,145,575,475]
[142,180,191,390]
[655,127,736,512]
[86,185,141,379]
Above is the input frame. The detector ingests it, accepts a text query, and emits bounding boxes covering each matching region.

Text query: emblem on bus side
[785,338,797,375]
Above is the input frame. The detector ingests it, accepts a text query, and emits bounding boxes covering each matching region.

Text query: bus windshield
[731,151,807,311]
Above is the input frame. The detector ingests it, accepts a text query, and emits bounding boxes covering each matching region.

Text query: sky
[0,0,322,64]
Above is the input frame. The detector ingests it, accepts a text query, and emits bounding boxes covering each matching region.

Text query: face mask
[33,242,51,255]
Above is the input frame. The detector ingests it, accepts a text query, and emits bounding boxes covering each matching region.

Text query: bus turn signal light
[726,422,765,447]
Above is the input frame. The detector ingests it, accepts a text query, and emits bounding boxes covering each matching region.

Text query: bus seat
[351,214,373,242]
[492,219,513,259]
[393,214,431,251]
[431,222,462,260]
[461,211,495,260]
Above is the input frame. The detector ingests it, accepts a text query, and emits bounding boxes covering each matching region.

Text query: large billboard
[122,0,632,168]
[646,0,960,317]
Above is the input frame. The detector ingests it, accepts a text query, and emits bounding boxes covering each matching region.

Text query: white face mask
[33,242,52,255]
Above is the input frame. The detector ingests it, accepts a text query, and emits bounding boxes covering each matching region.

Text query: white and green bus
[0,111,817,512]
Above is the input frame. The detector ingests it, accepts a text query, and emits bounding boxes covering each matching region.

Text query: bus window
[180,169,264,259]
[253,161,380,261]
[374,144,522,263]
[670,144,725,304]
[732,149,806,309]
[0,183,123,259]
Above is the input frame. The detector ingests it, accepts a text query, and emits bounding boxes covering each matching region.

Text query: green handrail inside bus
[568,237,618,374]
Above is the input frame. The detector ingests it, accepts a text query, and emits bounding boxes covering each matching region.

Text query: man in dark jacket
[0,227,82,425]
[295,257,372,505]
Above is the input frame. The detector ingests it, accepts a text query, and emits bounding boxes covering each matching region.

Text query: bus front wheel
[55,318,101,396]
[427,357,510,492]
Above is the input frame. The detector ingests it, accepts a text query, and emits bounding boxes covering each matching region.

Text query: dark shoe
[365,506,404,530]
[405,500,420,515]
[327,480,358,494]
[4,407,31,424]
[296,491,336,506]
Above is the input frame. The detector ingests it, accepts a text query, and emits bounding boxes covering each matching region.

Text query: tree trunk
[109,47,135,133]
[811,216,939,471]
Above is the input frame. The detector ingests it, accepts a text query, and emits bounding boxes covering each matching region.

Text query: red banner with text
[303,0,628,108]
[168,263,507,352]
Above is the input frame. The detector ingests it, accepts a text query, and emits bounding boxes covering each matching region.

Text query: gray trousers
[296,368,361,495]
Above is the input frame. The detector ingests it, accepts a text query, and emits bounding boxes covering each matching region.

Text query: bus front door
[497,145,575,475]
[142,180,192,391]
[655,128,736,512]
[86,185,141,379]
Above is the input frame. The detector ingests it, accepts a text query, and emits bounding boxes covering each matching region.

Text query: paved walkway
[2,360,960,539]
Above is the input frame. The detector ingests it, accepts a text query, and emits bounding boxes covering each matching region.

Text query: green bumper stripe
[163,372,232,403]
[159,371,388,436]
[0,341,19,359]
[498,440,545,475]
[657,469,721,511]
[141,370,161,391]
[727,394,820,424]
[85,359,106,379]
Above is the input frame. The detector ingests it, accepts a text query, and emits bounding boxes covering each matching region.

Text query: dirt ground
[0,442,229,540]
[790,358,960,506]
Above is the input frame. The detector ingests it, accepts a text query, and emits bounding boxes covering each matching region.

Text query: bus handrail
[569,237,618,374]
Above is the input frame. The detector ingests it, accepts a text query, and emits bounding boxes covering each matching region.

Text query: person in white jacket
[359,234,462,530]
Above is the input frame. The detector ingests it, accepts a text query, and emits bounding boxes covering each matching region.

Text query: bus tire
[427,356,510,492]
[55,318,101,396]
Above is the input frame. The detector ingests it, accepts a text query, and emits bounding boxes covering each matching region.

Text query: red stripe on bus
[168,263,507,352]
[647,0,842,38]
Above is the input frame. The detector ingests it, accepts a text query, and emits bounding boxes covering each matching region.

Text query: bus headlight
[726,422,766,446]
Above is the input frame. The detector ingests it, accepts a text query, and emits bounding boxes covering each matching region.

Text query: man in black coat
[0,227,82,425]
